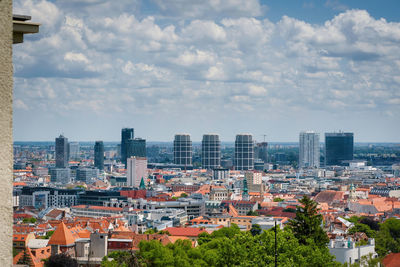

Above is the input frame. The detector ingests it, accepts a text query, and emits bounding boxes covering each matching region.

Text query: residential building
[94,141,104,170]
[55,135,68,168]
[234,134,254,170]
[329,237,377,265]
[121,128,134,166]
[325,132,354,166]
[71,205,123,218]
[245,171,263,193]
[299,131,320,168]
[174,134,192,166]
[202,134,221,169]
[213,168,229,180]
[127,157,147,188]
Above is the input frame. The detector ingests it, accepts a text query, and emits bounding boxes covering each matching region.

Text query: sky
[13,0,400,142]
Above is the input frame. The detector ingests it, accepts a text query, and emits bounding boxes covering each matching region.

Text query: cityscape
[12,128,400,266]
[7,0,400,266]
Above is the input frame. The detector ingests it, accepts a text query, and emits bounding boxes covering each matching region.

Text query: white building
[126,156,147,188]
[329,237,377,265]
[299,131,320,168]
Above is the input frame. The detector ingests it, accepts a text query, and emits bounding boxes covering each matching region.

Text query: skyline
[13,0,400,142]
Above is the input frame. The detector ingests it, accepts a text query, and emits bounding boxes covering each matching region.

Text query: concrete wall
[0,0,13,264]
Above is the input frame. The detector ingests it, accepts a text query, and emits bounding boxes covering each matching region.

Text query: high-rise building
[299,131,320,168]
[127,138,146,158]
[76,167,99,184]
[121,128,134,166]
[173,134,192,166]
[55,135,69,168]
[325,132,354,166]
[245,171,263,193]
[126,157,147,188]
[255,142,268,163]
[50,168,71,184]
[234,134,254,170]
[202,134,221,169]
[69,142,80,160]
[94,141,104,170]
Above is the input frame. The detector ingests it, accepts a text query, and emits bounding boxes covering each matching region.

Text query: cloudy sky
[13,0,400,142]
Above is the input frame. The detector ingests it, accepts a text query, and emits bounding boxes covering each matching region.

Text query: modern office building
[201,134,221,169]
[234,134,254,170]
[121,128,134,166]
[19,187,81,209]
[69,142,80,160]
[255,142,268,163]
[76,167,99,184]
[127,138,146,158]
[94,141,104,170]
[299,131,320,168]
[127,157,148,188]
[49,168,71,184]
[55,135,69,168]
[325,132,354,166]
[173,134,192,166]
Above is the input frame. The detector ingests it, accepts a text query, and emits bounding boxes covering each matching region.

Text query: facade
[329,237,377,265]
[234,134,254,170]
[49,168,71,184]
[201,134,221,169]
[77,190,126,206]
[255,142,268,163]
[245,171,263,193]
[121,128,134,166]
[127,138,146,158]
[19,187,80,209]
[127,157,147,188]
[76,167,99,184]
[173,134,192,166]
[55,135,68,168]
[94,141,104,170]
[69,142,80,160]
[325,132,354,166]
[71,205,123,218]
[299,131,320,168]
[213,168,229,180]
[210,187,229,201]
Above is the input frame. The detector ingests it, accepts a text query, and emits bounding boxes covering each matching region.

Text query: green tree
[246,210,259,216]
[250,224,262,236]
[22,217,37,224]
[101,251,140,267]
[348,223,376,238]
[45,253,78,267]
[376,217,400,256]
[273,197,284,202]
[287,195,329,246]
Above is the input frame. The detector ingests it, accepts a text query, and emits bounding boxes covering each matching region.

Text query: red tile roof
[165,227,206,237]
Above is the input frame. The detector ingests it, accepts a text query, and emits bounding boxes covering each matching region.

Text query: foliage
[101,251,140,267]
[282,208,296,213]
[273,197,284,202]
[143,228,157,234]
[250,224,262,236]
[39,230,55,239]
[45,253,78,267]
[359,217,380,231]
[287,195,329,247]
[180,193,188,198]
[375,218,400,256]
[246,210,259,216]
[348,223,376,238]
[22,217,37,224]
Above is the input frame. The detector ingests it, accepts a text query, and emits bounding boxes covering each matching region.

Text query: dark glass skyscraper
[202,134,221,169]
[234,134,254,170]
[127,138,146,158]
[255,142,268,163]
[325,132,354,166]
[55,135,69,168]
[121,128,134,166]
[94,141,104,170]
[174,134,192,166]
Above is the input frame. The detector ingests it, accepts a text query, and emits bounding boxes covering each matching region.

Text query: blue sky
[13,0,400,142]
